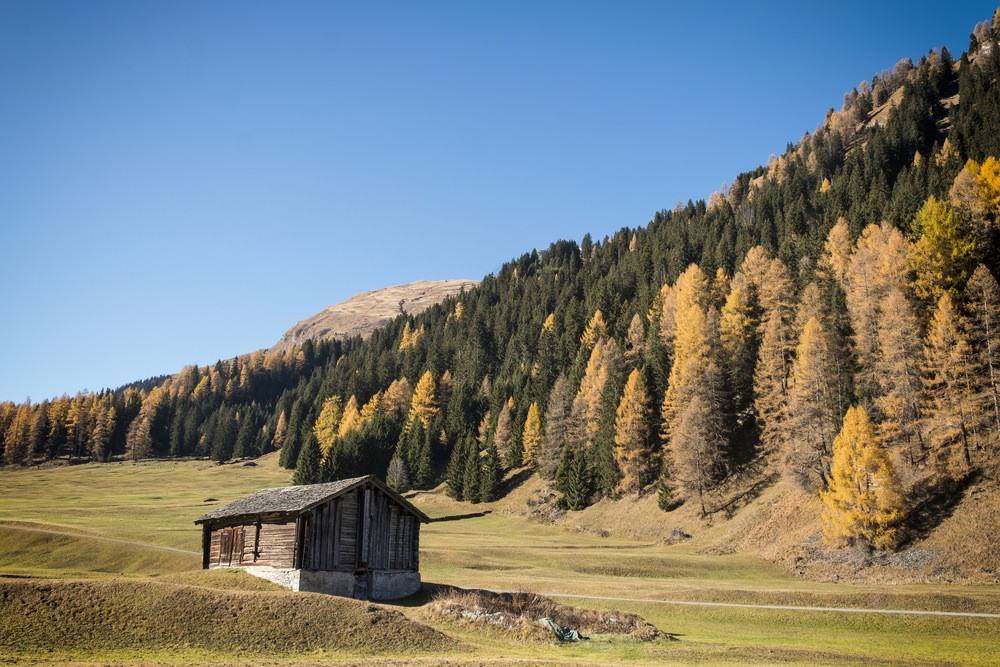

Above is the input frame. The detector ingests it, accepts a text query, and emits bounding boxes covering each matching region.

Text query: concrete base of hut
[241,565,421,600]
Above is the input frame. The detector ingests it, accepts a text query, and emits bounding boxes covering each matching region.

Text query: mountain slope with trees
[5,9,1000,581]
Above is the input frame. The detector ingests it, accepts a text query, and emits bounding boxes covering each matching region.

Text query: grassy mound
[0,578,460,661]
[0,525,199,579]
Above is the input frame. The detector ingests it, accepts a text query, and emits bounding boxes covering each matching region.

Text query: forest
[5,11,1000,551]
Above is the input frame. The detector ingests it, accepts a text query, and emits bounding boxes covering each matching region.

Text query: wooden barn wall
[301,484,420,573]
[206,515,297,569]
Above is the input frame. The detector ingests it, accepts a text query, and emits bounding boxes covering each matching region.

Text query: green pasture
[0,458,997,665]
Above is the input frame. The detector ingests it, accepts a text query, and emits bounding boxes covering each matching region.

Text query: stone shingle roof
[194,475,429,524]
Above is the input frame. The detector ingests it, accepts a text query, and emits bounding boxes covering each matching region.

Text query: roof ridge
[193,475,429,524]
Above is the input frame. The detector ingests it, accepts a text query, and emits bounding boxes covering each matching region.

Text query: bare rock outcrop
[269,279,478,354]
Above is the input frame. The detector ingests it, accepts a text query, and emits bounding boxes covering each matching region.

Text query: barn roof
[194,475,430,524]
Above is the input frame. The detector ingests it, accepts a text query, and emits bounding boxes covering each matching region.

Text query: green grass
[1,457,998,665]
[0,457,290,550]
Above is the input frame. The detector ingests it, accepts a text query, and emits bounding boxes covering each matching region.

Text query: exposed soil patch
[425,586,666,641]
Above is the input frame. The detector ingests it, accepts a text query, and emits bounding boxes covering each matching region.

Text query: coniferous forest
[6,11,1000,551]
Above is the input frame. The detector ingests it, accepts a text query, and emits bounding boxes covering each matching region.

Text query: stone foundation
[238,565,421,600]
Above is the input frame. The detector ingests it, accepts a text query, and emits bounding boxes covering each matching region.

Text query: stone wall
[239,565,420,600]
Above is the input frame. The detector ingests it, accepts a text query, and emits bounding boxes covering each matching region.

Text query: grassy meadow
[1,454,997,665]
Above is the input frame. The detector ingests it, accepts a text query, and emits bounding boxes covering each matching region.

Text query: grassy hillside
[1,456,998,665]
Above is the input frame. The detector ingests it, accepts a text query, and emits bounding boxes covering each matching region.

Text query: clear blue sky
[1,1,996,403]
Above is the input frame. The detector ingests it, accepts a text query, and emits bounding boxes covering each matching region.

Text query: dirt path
[541,591,1000,619]
[0,524,200,555]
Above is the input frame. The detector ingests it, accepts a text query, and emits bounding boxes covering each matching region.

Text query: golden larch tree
[338,396,361,437]
[313,395,343,454]
[720,273,756,415]
[613,369,653,494]
[874,286,925,469]
[754,309,792,460]
[966,264,1000,443]
[360,390,385,425]
[625,312,646,368]
[821,218,852,286]
[922,293,977,471]
[910,196,976,300]
[493,396,515,465]
[820,405,904,550]
[844,222,913,399]
[384,378,413,420]
[976,155,1000,220]
[784,317,839,490]
[521,402,542,468]
[408,370,438,429]
[580,310,609,350]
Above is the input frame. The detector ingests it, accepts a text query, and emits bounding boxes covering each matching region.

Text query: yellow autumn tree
[922,293,977,471]
[360,390,385,425]
[399,322,424,351]
[843,222,913,399]
[820,218,852,286]
[625,312,645,368]
[965,265,1000,443]
[874,286,925,467]
[720,273,756,414]
[408,370,438,429]
[338,395,361,437]
[493,396,515,465]
[910,196,976,300]
[784,317,839,490]
[976,155,1000,220]
[580,310,609,350]
[521,402,542,468]
[653,283,677,350]
[614,369,653,494]
[313,395,342,454]
[384,377,413,420]
[661,264,727,510]
[820,405,904,550]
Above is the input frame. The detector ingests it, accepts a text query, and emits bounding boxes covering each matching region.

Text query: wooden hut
[194,475,430,600]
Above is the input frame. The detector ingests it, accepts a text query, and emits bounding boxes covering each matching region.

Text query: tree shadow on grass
[502,466,536,495]
[897,468,980,548]
[709,467,780,520]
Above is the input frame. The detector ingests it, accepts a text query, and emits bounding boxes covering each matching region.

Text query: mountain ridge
[268,279,479,354]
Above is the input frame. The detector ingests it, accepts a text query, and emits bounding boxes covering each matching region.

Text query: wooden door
[219,527,245,566]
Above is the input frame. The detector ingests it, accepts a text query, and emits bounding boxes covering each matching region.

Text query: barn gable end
[194,475,429,600]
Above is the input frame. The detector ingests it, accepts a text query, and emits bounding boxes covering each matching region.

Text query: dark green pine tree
[463,445,482,504]
[656,457,676,511]
[404,419,426,480]
[479,438,503,502]
[233,410,259,459]
[278,398,308,469]
[319,443,340,483]
[563,448,592,511]
[210,407,238,462]
[394,425,411,475]
[168,407,187,457]
[413,427,433,488]
[590,367,625,496]
[555,444,591,511]
[293,432,322,486]
[507,406,526,468]
[446,434,471,500]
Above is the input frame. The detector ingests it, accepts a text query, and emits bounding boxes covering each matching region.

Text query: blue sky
[1,1,996,403]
